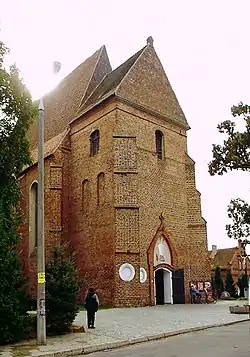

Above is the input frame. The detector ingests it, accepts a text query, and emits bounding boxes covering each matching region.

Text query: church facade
[19,37,211,306]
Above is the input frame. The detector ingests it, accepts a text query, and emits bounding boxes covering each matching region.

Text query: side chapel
[19,37,211,306]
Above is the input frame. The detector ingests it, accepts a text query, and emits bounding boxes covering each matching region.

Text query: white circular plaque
[119,263,135,282]
[140,267,147,283]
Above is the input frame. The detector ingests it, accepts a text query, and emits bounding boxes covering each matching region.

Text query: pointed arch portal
[154,237,173,304]
[148,214,185,305]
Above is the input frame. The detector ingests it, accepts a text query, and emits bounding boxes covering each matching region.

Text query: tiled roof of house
[28,46,112,150]
[210,248,237,268]
[23,129,68,172]
[77,46,146,115]
[26,38,190,169]
[77,42,189,129]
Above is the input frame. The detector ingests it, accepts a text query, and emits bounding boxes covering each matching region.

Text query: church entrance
[155,268,172,305]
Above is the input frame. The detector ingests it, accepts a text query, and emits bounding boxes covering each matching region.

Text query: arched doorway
[153,236,173,305]
[155,267,172,304]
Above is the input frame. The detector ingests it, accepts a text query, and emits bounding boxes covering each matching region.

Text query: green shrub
[0,41,36,345]
[225,270,236,297]
[0,234,31,344]
[45,243,79,334]
[24,314,37,339]
[214,266,224,297]
[238,273,248,297]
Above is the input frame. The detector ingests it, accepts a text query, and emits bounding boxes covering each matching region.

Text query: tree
[209,103,250,244]
[226,199,250,243]
[208,102,250,176]
[238,273,248,298]
[225,270,236,297]
[0,41,36,343]
[214,266,224,297]
[45,243,79,334]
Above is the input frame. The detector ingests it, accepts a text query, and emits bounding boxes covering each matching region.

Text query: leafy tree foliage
[226,198,250,243]
[225,269,236,297]
[209,103,250,242]
[45,243,79,334]
[208,102,250,176]
[0,41,35,344]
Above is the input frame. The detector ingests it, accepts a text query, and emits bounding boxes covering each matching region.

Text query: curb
[29,318,250,357]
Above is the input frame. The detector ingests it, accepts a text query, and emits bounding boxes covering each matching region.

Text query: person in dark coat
[84,288,99,329]
[190,285,196,304]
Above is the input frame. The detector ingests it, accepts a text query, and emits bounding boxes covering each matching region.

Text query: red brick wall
[69,103,116,305]
[111,101,211,305]
[20,98,211,306]
[19,148,69,297]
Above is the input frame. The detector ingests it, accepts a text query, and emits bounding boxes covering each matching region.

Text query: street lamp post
[37,98,46,344]
[37,62,61,345]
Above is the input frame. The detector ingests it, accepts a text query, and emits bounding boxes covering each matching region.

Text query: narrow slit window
[155,130,164,160]
[97,172,105,206]
[90,129,100,156]
[82,179,90,214]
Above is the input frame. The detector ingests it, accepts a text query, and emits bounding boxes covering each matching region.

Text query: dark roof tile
[28,46,111,149]
[211,248,236,268]
[78,46,146,115]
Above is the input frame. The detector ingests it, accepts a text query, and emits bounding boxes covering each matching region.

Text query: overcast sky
[1,0,249,250]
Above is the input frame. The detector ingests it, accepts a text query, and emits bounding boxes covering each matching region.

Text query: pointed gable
[80,46,112,107]
[78,46,146,115]
[28,46,111,149]
[76,40,189,129]
[116,44,189,129]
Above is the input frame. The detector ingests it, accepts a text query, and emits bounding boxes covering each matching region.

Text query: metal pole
[37,98,46,344]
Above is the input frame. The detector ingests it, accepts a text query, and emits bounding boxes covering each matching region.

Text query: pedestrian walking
[204,287,209,304]
[190,284,196,304]
[84,287,99,329]
[195,288,202,303]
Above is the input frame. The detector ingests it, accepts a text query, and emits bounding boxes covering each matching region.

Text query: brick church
[19,37,211,306]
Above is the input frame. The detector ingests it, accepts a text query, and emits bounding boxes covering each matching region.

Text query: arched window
[155,130,164,160]
[97,172,105,206]
[90,129,100,156]
[29,181,38,254]
[82,179,90,214]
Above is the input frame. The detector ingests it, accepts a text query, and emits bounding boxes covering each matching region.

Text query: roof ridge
[114,44,148,95]
[78,45,106,109]
[217,247,237,251]
[48,47,103,95]
[74,45,147,118]
[77,64,110,114]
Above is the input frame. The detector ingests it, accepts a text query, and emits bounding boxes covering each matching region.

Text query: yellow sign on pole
[38,272,45,284]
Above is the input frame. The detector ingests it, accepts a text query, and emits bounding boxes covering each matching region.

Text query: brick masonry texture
[19,41,211,306]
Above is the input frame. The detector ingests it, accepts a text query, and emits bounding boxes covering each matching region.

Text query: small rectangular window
[90,130,100,156]
[155,130,164,160]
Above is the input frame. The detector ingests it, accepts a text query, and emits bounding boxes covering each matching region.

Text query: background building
[210,242,250,285]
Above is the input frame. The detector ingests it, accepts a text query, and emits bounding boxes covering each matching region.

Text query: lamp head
[53,61,61,74]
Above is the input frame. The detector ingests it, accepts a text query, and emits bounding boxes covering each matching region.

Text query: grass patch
[6,345,39,357]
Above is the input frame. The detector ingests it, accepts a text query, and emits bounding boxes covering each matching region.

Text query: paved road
[86,322,250,357]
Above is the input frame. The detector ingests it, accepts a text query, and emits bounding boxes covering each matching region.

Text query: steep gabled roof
[77,46,146,115]
[210,248,236,268]
[28,46,112,150]
[22,129,69,172]
[27,38,190,171]
[77,41,189,129]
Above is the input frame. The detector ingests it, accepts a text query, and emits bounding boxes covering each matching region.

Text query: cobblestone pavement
[0,302,248,357]
[75,301,249,340]
[86,322,250,357]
